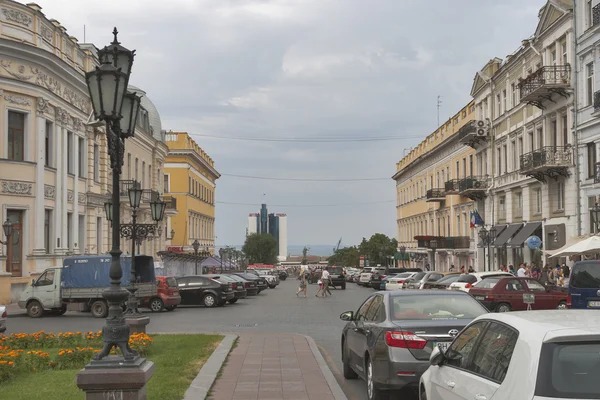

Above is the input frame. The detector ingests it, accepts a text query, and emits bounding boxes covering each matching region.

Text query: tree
[328,246,360,267]
[301,246,310,265]
[358,233,398,266]
[242,233,279,265]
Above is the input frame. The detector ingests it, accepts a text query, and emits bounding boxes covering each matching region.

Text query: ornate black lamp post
[219,248,225,271]
[84,27,141,362]
[429,239,439,271]
[170,229,175,240]
[478,226,497,271]
[399,245,406,268]
[192,239,200,275]
[1,219,13,270]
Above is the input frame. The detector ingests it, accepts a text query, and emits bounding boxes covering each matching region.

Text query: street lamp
[429,239,439,271]
[399,245,406,268]
[1,219,13,272]
[85,27,140,362]
[170,229,175,240]
[192,239,200,275]
[478,226,497,271]
[219,248,225,271]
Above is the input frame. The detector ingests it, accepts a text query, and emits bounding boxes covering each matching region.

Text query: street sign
[526,236,542,249]
[359,256,365,267]
[167,246,184,252]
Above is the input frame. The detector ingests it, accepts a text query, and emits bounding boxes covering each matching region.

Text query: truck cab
[568,260,600,309]
[18,266,64,318]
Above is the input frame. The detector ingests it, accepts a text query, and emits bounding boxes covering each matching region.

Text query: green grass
[0,334,224,400]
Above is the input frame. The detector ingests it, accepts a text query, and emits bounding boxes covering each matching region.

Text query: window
[35,269,55,287]
[456,161,460,180]
[456,215,461,236]
[528,130,534,152]
[164,175,170,192]
[365,295,385,322]
[496,94,501,116]
[462,158,467,178]
[355,296,376,321]
[469,155,473,176]
[7,111,25,161]
[534,187,542,214]
[469,322,518,383]
[96,217,102,254]
[557,181,565,211]
[518,137,523,166]
[506,279,525,291]
[526,279,546,293]
[587,0,593,27]
[562,114,568,146]
[78,137,85,177]
[499,196,506,219]
[188,177,191,194]
[561,40,567,65]
[141,161,145,188]
[390,294,485,321]
[551,119,558,148]
[587,62,594,106]
[93,145,100,182]
[135,158,138,181]
[78,215,85,251]
[515,192,523,217]
[511,140,517,171]
[444,322,487,370]
[571,263,600,288]
[503,145,507,174]
[511,82,518,107]
[45,121,52,167]
[127,153,131,179]
[588,142,597,178]
[497,148,502,176]
[67,212,73,250]
[67,132,74,174]
[551,49,557,66]
[502,89,507,113]
[536,127,543,150]
[44,209,51,254]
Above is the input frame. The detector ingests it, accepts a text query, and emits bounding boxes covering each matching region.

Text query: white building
[276,213,288,262]
[247,213,258,235]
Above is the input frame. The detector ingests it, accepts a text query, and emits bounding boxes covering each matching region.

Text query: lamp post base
[76,357,154,400]
[125,315,150,334]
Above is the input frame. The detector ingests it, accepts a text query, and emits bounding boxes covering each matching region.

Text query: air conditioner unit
[475,120,488,136]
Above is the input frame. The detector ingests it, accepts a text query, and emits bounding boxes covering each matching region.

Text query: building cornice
[166,149,220,179]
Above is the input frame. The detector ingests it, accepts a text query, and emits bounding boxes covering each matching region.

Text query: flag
[470,210,484,228]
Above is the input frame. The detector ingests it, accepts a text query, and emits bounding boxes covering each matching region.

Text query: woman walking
[296,268,307,297]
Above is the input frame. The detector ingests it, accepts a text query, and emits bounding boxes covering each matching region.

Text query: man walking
[321,268,332,297]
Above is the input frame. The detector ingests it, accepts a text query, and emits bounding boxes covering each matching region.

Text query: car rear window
[390,294,487,321]
[435,275,461,284]
[474,277,501,289]
[456,274,477,284]
[328,267,343,274]
[413,272,426,280]
[395,272,413,279]
[571,265,600,289]
[166,277,177,287]
[535,342,600,399]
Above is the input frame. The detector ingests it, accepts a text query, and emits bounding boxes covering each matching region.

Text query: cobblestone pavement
[7,279,379,399]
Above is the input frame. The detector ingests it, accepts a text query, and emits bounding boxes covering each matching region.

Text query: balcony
[119,180,140,197]
[444,236,471,249]
[426,188,445,202]
[164,195,177,209]
[518,65,571,109]
[445,179,460,194]
[594,4,600,27]
[458,120,489,149]
[519,146,572,182]
[415,236,470,249]
[141,189,160,203]
[458,176,489,200]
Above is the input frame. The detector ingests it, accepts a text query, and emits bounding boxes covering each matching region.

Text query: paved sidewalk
[208,333,347,400]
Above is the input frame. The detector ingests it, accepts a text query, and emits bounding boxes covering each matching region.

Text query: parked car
[250,270,278,288]
[406,272,457,290]
[138,276,181,312]
[277,270,288,281]
[176,275,235,307]
[205,274,247,303]
[228,274,259,296]
[419,310,600,400]
[448,271,513,292]
[233,272,268,293]
[469,276,568,312]
[359,267,376,286]
[367,268,387,289]
[340,290,488,400]
[385,272,419,291]
[327,266,346,289]
[0,305,6,333]
[568,260,600,309]
[422,274,462,290]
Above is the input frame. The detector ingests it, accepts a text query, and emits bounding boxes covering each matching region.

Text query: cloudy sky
[30,0,545,248]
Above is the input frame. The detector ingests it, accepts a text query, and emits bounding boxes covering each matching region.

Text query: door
[524,279,554,309]
[347,295,376,375]
[32,269,61,308]
[428,321,488,400]
[177,277,194,305]
[504,279,526,311]
[6,210,23,276]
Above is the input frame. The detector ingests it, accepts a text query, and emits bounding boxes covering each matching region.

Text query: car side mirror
[430,346,445,366]
[340,311,354,321]
[31,279,36,286]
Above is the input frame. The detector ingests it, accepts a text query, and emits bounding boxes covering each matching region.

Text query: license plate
[452,287,460,291]
[475,296,485,301]
[588,301,600,308]
[433,342,451,352]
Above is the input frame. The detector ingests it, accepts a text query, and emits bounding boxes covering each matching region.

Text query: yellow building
[393,102,481,271]
[164,132,220,253]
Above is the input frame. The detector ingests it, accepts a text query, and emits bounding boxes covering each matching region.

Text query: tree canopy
[327,246,360,267]
[328,233,397,267]
[242,233,279,265]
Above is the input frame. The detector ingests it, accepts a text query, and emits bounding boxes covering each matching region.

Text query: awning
[506,222,542,248]
[546,235,592,256]
[478,225,506,248]
[492,224,523,247]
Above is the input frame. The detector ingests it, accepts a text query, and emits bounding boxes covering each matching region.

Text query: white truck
[18,255,157,318]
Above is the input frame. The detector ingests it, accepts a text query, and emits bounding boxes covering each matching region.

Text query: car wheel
[149,298,164,312]
[496,303,511,313]
[557,301,567,309]
[268,284,276,289]
[203,294,217,308]
[27,301,43,318]
[91,300,109,318]
[342,340,358,379]
[366,356,383,400]
[228,299,238,304]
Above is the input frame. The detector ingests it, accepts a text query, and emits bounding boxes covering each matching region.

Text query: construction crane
[333,237,342,254]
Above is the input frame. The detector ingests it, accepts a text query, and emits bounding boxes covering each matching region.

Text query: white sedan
[419,310,600,400]
[0,304,6,333]
[448,271,513,292]
[385,272,417,290]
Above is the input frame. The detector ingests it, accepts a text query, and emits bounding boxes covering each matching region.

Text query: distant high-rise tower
[246,204,287,261]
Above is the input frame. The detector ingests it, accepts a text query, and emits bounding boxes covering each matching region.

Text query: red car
[139,276,181,312]
[468,276,568,312]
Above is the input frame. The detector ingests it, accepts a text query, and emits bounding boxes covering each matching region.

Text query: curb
[303,335,348,400]
[183,333,238,400]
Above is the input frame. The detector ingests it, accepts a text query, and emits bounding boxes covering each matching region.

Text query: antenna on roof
[83,25,86,42]
[437,95,442,127]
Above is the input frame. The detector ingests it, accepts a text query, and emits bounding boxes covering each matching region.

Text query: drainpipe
[572,2,582,237]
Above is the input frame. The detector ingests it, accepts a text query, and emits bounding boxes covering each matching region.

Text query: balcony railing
[164,195,177,209]
[519,146,572,172]
[518,65,571,107]
[445,179,460,193]
[141,189,160,203]
[119,180,140,196]
[594,4,600,26]
[458,176,489,192]
[426,189,445,202]
[445,236,471,249]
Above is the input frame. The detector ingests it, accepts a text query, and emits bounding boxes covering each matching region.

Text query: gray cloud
[32,0,544,247]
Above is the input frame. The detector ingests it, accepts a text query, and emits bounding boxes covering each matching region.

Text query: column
[73,131,80,254]
[61,112,69,253]
[33,103,46,255]
[54,108,64,255]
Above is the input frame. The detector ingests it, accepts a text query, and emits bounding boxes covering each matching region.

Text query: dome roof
[128,85,164,142]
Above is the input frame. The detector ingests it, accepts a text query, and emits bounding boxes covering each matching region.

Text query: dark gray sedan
[340,290,488,400]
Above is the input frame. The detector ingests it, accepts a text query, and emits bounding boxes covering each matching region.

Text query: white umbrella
[551,235,600,257]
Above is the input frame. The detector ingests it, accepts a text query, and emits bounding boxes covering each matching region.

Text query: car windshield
[328,267,343,274]
[390,294,486,320]
[395,272,413,279]
[474,277,501,289]
[535,342,600,399]
[456,274,478,283]
[166,277,177,287]
[208,275,233,283]
[571,264,600,289]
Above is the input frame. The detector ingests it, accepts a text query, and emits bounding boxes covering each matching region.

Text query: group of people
[498,263,570,287]
[449,265,475,273]
[295,267,332,297]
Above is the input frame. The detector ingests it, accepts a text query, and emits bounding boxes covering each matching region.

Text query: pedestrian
[547,266,556,286]
[508,264,515,275]
[321,268,332,297]
[450,264,455,271]
[468,266,474,273]
[517,263,527,277]
[460,266,466,274]
[296,268,307,297]
[562,264,570,288]
[317,279,324,296]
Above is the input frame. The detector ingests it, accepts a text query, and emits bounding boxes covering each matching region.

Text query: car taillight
[385,331,427,349]
[485,295,494,301]
[245,282,250,288]
[465,283,472,289]
[232,283,237,289]
[567,295,572,307]
[381,275,387,279]
[399,280,405,284]
[1,310,6,318]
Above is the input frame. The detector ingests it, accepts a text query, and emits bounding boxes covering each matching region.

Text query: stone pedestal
[125,315,150,334]
[76,357,154,400]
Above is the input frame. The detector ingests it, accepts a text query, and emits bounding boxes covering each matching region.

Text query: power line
[189,133,424,143]
[216,200,396,207]
[221,173,389,182]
